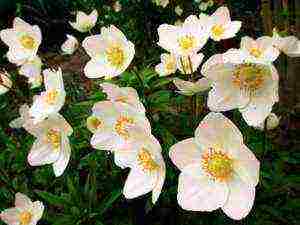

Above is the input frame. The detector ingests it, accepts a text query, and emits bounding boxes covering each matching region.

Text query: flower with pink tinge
[240,36,280,64]
[173,77,211,96]
[61,34,79,55]
[69,10,98,33]
[29,68,66,124]
[100,82,145,113]
[82,25,135,79]
[203,6,242,41]
[0,17,42,65]
[0,192,44,225]
[169,112,260,220]
[272,29,300,57]
[88,101,151,151]
[19,56,43,88]
[157,15,210,56]
[0,70,12,95]
[201,49,279,127]
[27,113,73,177]
[114,126,165,204]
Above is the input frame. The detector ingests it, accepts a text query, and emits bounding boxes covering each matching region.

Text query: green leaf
[97,188,122,214]
[35,190,71,206]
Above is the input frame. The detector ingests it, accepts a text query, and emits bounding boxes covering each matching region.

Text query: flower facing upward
[201,49,279,127]
[27,113,73,177]
[0,193,44,225]
[169,112,259,220]
[0,17,42,65]
[61,34,79,55]
[69,10,98,33]
[88,101,151,151]
[203,6,242,41]
[0,71,12,95]
[29,68,66,124]
[82,25,135,79]
[114,126,165,204]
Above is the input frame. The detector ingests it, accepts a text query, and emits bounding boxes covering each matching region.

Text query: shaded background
[0,0,299,225]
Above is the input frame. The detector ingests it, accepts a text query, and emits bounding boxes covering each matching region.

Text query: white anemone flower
[69,10,98,33]
[29,68,66,124]
[201,49,279,127]
[173,77,211,96]
[82,25,135,79]
[27,113,73,177]
[157,15,210,56]
[272,29,300,57]
[88,101,151,151]
[0,71,12,95]
[61,34,79,55]
[169,112,260,220]
[0,17,42,65]
[114,126,165,204]
[19,56,43,88]
[100,82,145,113]
[0,193,44,225]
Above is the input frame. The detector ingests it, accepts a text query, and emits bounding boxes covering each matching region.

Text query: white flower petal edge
[0,71,12,95]
[61,34,79,55]
[69,10,98,33]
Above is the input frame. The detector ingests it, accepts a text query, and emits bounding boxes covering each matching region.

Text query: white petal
[0,208,19,225]
[222,21,242,39]
[31,201,44,223]
[152,163,166,204]
[52,134,71,177]
[15,193,32,208]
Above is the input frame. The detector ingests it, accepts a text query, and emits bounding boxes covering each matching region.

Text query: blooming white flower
[201,49,279,127]
[173,77,211,96]
[204,6,242,41]
[169,112,259,220]
[27,113,73,177]
[61,34,79,55]
[82,25,135,79]
[0,192,44,225]
[155,53,177,76]
[0,71,12,95]
[100,82,145,113]
[19,56,43,88]
[69,10,98,33]
[240,36,280,63]
[157,15,210,56]
[9,104,36,134]
[29,68,66,124]
[0,17,42,65]
[114,126,165,204]
[272,29,300,57]
[88,101,151,151]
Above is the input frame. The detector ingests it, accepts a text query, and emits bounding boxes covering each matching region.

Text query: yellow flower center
[211,24,225,38]
[82,21,93,31]
[19,211,32,225]
[115,96,128,103]
[178,35,197,52]
[87,116,102,132]
[44,89,59,105]
[46,128,61,150]
[202,148,233,182]
[106,43,125,68]
[114,116,134,139]
[164,55,176,73]
[20,35,36,50]
[137,148,159,172]
[249,47,262,58]
[232,63,269,92]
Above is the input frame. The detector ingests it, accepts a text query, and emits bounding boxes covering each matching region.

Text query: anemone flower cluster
[87,82,166,204]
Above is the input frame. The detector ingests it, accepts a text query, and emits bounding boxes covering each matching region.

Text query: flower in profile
[0,70,12,95]
[27,113,73,177]
[0,192,44,225]
[113,1,122,12]
[157,15,210,56]
[272,29,300,57]
[29,68,66,124]
[9,104,36,134]
[69,10,98,33]
[61,34,79,55]
[177,53,204,74]
[114,126,165,204]
[240,36,280,63]
[19,56,43,88]
[82,25,135,79]
[169,112,259,220]
[204,6,242,41]
[256,112,280,130]
[100,82,145,113]
[155,53,177,76]
[88,101,151,151]
[0,17,42,65]
[173,77,211,96]
[201,49,279,127]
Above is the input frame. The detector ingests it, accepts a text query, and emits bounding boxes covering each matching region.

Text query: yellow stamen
[20,35,36,50]
[178,35,197,52]
[114,116,134,139]
[115,96,128,103]
[44,89,59,105]
[249,47,262,58]
[87,116,102,132]
[164,55,176,73]
[106,43,125,68]
[19,211,32,225]
[137,148,159,172]
[46,128,61,150]
[211,24,225,38]
[202,148,233,182]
